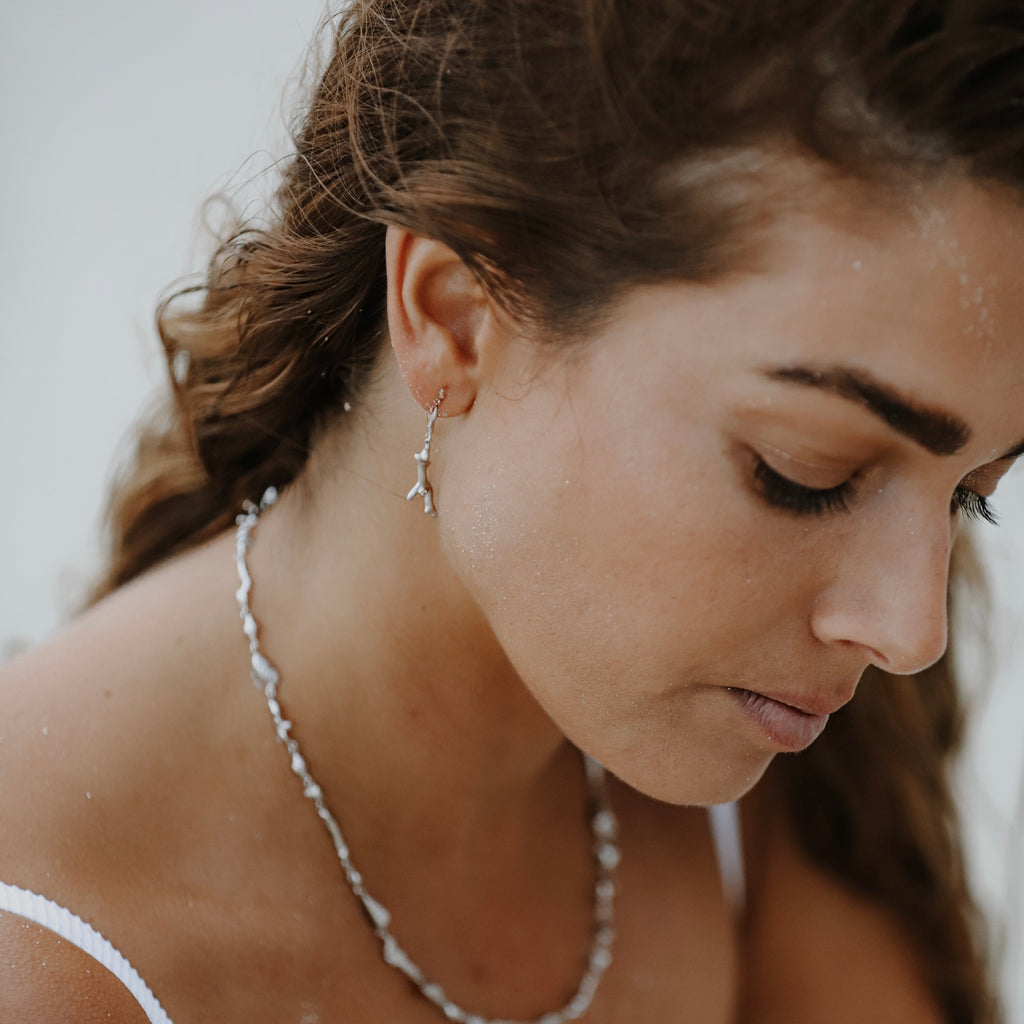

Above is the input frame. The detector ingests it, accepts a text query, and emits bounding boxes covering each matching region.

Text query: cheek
[436,378,827,804]
[440,389,804,706]
[439,403,593,666]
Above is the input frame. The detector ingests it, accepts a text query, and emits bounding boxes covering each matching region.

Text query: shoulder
[0,907,153,1024]
[0,530,243,853]
[737,772,943,1024]
[0,582,182,880]
[0,599,188,1022]
[0,535,304,1020]
[0,531,251,941]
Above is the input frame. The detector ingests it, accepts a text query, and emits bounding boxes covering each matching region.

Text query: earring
[406,390,445,517]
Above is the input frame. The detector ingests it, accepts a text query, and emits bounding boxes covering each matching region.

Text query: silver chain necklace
[234,485,620,1024]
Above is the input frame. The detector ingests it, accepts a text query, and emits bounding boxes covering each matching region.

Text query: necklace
[234,485,620,1024]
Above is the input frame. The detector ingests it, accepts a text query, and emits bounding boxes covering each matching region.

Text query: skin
[384,174,1024,807]
[1,174,1022,1022]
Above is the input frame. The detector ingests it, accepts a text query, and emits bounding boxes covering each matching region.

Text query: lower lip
[726,688,829,751]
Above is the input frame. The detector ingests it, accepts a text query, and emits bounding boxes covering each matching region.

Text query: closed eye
[752,457,853,516]
[754,458,1001,525]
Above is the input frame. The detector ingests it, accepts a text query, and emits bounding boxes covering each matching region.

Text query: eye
[951,487,999,525]
[752,457,853,516]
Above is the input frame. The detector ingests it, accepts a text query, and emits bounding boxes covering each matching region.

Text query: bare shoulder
[0,910,152,1024]
[0,528,247,922]
[0,606,178,1021]
[737,775,943,1024]
[0,567,197,873]
[0,532,300,1022]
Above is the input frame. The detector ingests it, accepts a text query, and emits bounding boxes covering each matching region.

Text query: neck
[238,383,576,868]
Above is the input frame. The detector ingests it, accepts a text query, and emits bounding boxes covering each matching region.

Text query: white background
[1,1,1021,1017]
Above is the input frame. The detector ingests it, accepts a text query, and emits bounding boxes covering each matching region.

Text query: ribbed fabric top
[0,881,173,1024]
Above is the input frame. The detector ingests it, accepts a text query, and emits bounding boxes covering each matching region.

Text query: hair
[92,1,1024,1019]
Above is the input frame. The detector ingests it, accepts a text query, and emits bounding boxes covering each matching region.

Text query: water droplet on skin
[41,726,48,736]
[86,792,92,800]
[852,260,862,271]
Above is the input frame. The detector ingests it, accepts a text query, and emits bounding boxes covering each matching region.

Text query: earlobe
[385,225,487,415]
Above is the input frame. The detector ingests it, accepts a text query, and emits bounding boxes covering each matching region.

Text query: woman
[0,1,1020,1021]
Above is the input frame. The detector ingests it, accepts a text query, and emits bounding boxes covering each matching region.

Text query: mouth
[725,686,839,752]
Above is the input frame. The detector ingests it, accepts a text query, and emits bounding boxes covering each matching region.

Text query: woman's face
[439,179,1024,805]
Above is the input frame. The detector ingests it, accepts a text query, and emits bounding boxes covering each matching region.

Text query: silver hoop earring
[406,390,444,517]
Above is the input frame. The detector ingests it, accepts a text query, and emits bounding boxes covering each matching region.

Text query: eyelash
[752,458,853,516]
[953,488,999,526]
[752,457,999,525]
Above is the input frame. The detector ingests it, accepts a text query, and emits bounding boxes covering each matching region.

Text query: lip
[744,686,852,719]
[726,686,838,751]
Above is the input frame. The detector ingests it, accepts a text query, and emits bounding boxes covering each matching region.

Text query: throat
[234,489,620,1024]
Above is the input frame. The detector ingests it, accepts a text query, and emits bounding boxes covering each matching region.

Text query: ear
[385,225,489,415]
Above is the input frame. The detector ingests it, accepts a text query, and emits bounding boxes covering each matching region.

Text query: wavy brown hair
[93,1,1023,1019]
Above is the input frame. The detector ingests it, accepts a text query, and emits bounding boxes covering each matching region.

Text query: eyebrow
[762,365,972,456]
[762,364,1024,461]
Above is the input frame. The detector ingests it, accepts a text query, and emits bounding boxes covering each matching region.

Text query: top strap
[0,881,173,1024]
[707,801,747,918]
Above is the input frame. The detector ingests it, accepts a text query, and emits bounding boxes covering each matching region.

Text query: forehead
[702,178,1024,453]
[572,176,1024,461]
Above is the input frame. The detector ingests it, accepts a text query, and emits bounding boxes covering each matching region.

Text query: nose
[810,516,951,676]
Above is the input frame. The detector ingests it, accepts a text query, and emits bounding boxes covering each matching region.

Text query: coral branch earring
[406,390,445,517]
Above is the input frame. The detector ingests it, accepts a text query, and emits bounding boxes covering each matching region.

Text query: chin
[610,749,775,808]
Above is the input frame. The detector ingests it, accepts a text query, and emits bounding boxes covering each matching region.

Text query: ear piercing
[406,390,445,517]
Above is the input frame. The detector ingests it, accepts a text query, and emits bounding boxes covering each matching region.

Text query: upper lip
[739,685,857,718]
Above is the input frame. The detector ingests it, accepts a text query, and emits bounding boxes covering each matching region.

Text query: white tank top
[0,802,744,1023]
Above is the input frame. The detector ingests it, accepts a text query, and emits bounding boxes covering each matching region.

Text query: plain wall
[1,1,1021,1017]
